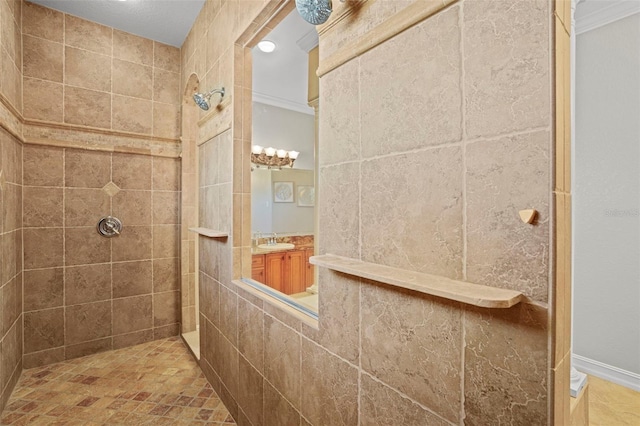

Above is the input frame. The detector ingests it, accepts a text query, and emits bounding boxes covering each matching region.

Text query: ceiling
[29,0,206,47]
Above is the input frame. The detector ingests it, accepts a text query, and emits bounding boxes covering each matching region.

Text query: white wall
[574,12,640,378]
[252,102,315,170]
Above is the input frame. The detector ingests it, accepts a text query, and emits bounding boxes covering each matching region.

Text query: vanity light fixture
[257,40,276,53]
[251,145,299,170]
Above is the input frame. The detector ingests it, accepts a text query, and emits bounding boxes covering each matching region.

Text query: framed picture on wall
[273,181,294,203]
[297,185,314,207]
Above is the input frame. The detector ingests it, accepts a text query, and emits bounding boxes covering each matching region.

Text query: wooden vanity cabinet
[304,248,314,287]
[252,249,309,295]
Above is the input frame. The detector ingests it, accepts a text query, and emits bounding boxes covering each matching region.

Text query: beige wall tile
[263,380,300,426]
[318,163,360,258]
[65,227,111,266]
[23,187,63,228]
[112,260,153,298]
[24,228,63,269]
[65,46,111,92]
[237,296,263,374]
[360,6,462,158]
[112,59,153,99]
[112,190,152,226]
[153,68,180,105]
[463,0,550,138]
[23,35,63,82]
[199,271,220,325]
[113,295,153,334]
[153,157,181,190]
[300,339,358,426]
[23,145,64,187]
[111,95,153,134]
[65,14,112,55]
[318,59,360,166]
[65,149,111,189]
[22,1,64,42]
[153,102,181,139]
[113,329,154,349]
[113,29,153,66]
[1,276,21,336]
[2,183,21,231]
[24,268,64,311]
[305,270,359,364]
[361,147,463,279]
[65,337,112,360]
[360,373,450,426]
[64,86,112,128]
[152,191,180,224]
[112,226,152,262]
[153,225,180,258]
[23,348,65,369]
[64,188,110,227]
[23,77,63,122]
[112,153,152,190]
[219,285,238,346]
[153,291,180,326]
[238,356,263,426]
[65,263,111,305]
[152,258,179,293]
[65,301,112,345]
[218,332,240,401]
[0,49,21,111]
[464,303,548,424]
[24,308,64,353]
[264,315,301,409]
[361,282,462,423]
[154,42,180,73]
[466,131,550,302]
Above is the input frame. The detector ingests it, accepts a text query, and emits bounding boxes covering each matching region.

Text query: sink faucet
[268,232,277,245]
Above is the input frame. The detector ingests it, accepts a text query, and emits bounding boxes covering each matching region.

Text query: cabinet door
[264,252,285,293]
[251,267,265,283]
[286,250,306,295]
[304,248,315,287]
[251,255,265,282]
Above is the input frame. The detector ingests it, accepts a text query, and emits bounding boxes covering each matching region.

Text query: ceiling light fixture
[257,40,276,53]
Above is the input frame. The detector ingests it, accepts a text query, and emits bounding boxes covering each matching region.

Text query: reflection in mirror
[250,9,318,314]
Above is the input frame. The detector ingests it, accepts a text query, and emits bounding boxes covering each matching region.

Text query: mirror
[250,9,318,313]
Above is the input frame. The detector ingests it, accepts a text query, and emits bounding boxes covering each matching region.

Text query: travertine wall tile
[466,131,550,302]
[361,282,463,423]
[300,339,358,426]
[64,14,112,55]
[112,295,153,335]
[24,308,64,353]
[237,296,264,373]
[318,163,360,258]
[23,186,63,227]
[318,59,360,166]
[23,35,63,82]
[113,29,153,66]
[264,315,301,410]
[360,6,462,158]
[111,95,153,134]
[464,303,548,425]
[112,153,152,190]
[463,0,550,138]
[65,301,112,345]
[24,268,63,311]
[361,147,463,279]
[112,260,153,298]
[238,355,263,426]
[113,59,153,100]
[263,380,300,426]
[112,190,152,226]
[360,373,451,426]
[65,188,110,226]
[64,86,112,128]
[22,1,63,42]
[65,46,111,92]
[23,145,63,186]
[23,77,63,122]
[65,264,111,305]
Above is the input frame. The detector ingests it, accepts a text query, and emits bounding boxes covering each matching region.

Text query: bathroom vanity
[251,247,314,295]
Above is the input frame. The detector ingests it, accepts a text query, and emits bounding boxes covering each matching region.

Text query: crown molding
[252,92,314,115]
[296,28,319,53]
[576,0,640,35]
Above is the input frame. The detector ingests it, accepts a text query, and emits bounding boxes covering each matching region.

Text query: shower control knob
[97,216,122,238]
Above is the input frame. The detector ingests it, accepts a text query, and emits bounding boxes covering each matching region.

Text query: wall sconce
[251,145,299,170]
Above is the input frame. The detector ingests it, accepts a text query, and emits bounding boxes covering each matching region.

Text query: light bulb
[251,145,263,154]
[264,147,276,157]
[288,151,299,160]
[276,149,287,158]
[257,40,276,53]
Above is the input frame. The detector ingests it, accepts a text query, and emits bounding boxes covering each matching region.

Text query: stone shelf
[188,228,228,238]
[309,254,523,308]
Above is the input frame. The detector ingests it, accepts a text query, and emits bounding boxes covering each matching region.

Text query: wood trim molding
[317,0,459,77]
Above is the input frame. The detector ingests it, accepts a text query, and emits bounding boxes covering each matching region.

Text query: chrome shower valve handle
[97,216,123,238]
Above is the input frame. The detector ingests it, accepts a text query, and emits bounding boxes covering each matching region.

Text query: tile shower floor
[1,337,235,425]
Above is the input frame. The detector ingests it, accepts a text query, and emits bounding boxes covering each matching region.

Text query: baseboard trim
[573,354,640,391]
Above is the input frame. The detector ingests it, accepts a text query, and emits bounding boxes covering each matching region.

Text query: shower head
[295,0,333,25]
[193,87,225,111]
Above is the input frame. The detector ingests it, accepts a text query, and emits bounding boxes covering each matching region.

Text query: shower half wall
[22,146,181,368]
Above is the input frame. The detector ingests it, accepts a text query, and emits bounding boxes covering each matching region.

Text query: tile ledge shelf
[188,227,228,238]
[310,254,523,309]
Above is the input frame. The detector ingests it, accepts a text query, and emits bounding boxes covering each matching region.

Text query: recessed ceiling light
[257,40,276,53]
